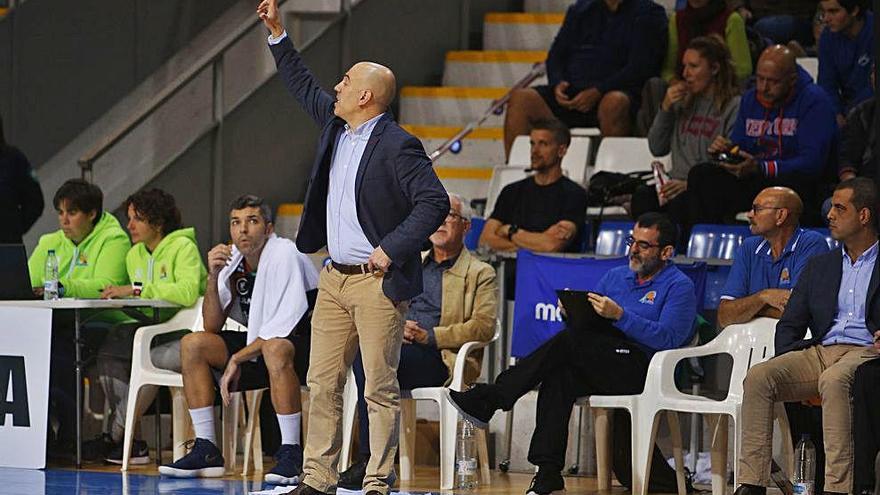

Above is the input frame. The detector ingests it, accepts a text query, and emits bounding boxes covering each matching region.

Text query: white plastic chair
[798,57,819,82]
[339,320,502,490]
[589,318,780,495]
[588,137,670,216]
[121,298,265,474]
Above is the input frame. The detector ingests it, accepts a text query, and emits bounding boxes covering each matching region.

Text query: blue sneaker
[158,438,225,478]
[264,444,303,485]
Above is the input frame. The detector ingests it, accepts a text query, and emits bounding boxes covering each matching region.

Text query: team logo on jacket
[779,267,791,285]
[77,253,88,266]
[639,291,657,305]
[159,265,168,280]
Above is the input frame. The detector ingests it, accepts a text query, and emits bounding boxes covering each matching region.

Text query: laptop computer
[0,244,41,300]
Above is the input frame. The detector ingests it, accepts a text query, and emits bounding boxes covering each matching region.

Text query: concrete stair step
[403,125,504,168]
[442,50,547,87]
[483,13,563,51]
[399,86,507,127]
[524,0,573,13]
[434,166,494,202]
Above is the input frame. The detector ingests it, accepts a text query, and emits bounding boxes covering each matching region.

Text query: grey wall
[0,0,238,166]
[139,0,467,247]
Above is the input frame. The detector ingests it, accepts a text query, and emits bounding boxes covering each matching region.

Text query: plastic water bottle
[456,418,478,490]
[43,249,60,300]
[793,434,816,495]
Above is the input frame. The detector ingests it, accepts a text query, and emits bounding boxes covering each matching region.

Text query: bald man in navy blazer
[258,2,448,494]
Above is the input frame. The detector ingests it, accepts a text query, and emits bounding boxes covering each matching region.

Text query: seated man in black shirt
[480,119,588,253]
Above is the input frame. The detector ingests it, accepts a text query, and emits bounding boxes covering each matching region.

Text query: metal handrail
[76,0,341,179]
[427,61,546,163]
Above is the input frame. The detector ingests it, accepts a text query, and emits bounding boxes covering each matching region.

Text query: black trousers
[687,163,826,227]
[853,359,880,492]
[491,321,679,488]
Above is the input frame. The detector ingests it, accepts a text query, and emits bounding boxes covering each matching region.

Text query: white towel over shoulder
[217,234,319,344]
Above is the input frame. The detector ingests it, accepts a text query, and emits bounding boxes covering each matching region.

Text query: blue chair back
[464,216,486,251]
[703,264,732,311]
[687,224,752,259]
[595,221,634,256]
[808,227,839,250]
[676,261,708,314]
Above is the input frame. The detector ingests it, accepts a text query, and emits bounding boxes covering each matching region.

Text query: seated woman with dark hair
[87,188,207,464]
[632,36,742,244]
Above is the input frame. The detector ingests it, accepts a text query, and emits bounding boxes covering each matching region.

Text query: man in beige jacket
[337,193,497,489]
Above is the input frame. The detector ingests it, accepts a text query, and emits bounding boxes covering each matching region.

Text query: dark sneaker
[733,484,767,495]
[81,433,114,462]
[105,439,150,465]
[158,438,225,478]
[264,444,303,485]
[446,384,498,428]
[526,468,565,495]
[337,456,369,490]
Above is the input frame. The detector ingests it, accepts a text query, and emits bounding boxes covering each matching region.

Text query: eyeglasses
[445,211,467,223]
[751,204,784,214]
[626,235,661,250]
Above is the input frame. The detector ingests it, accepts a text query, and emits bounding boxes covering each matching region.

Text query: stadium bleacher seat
[686,224,751,260]
[465,216,486,250]
[595,221,634,256]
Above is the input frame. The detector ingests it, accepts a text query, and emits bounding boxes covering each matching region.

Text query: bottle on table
[793,434,816,495]
[43,249,60,300]
[456,418,478,490]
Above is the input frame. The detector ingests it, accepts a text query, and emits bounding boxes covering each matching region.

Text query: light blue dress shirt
[325,113,385,265]
[822,241,879,346]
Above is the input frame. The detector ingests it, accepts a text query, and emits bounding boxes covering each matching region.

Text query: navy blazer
[270,37,449,301]
[775,246,880,355]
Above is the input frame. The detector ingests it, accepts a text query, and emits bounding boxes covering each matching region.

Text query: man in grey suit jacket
[258,2,449,494]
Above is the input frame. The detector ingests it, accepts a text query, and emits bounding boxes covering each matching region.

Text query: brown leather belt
[331,261,372,275]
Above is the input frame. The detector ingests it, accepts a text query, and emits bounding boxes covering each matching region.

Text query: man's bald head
[333,61,397,126]
[761,187,804,219]
[755,45,799,106]
[749,186,804,238]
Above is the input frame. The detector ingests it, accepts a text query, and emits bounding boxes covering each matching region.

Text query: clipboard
[556,289,608,331]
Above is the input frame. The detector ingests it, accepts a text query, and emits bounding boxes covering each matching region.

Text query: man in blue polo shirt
[717,187,829,329]
[446,212,696,495]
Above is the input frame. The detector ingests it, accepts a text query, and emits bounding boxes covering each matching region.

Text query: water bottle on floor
[793,434,816,495]
[44,249,60,300]
[456,418,478,490]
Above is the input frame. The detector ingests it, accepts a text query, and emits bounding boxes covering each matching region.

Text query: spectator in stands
[688,45,838,226]
[86,189,206,464]
[449,212,696,495]
[159,195,318,483]
[661,0,752,83]
[480,119,588,253]
[730,0,818,48]
[818,0,873,126]
[338,193,497,490]
[0,112,44,244]
[633,36,742,234]
[28,179,130,455]
[838,65,876,182]
[733,177,880,495]
[502,0,668,156]
[717,187,828,329]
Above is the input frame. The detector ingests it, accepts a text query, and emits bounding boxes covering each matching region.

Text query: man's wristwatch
[507,224,519,241]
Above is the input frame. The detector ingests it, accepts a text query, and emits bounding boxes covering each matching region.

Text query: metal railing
[77,0,352,181]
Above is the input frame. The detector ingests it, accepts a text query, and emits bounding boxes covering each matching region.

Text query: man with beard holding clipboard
[447,212,696,495]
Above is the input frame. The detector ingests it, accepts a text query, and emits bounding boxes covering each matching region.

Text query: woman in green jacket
[88,188,206,464]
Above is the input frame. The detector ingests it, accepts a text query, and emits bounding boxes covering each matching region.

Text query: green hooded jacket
[28,211,131,298]
[126,227,206,320]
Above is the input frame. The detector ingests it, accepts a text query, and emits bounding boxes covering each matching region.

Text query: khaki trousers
[300,265,406,495]
[738,344,878,493]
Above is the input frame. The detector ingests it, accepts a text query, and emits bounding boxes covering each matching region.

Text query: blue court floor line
[0,468,440,495]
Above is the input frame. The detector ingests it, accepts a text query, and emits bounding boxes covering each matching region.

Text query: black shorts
[534,84,639,129]
[214,329,310,392]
